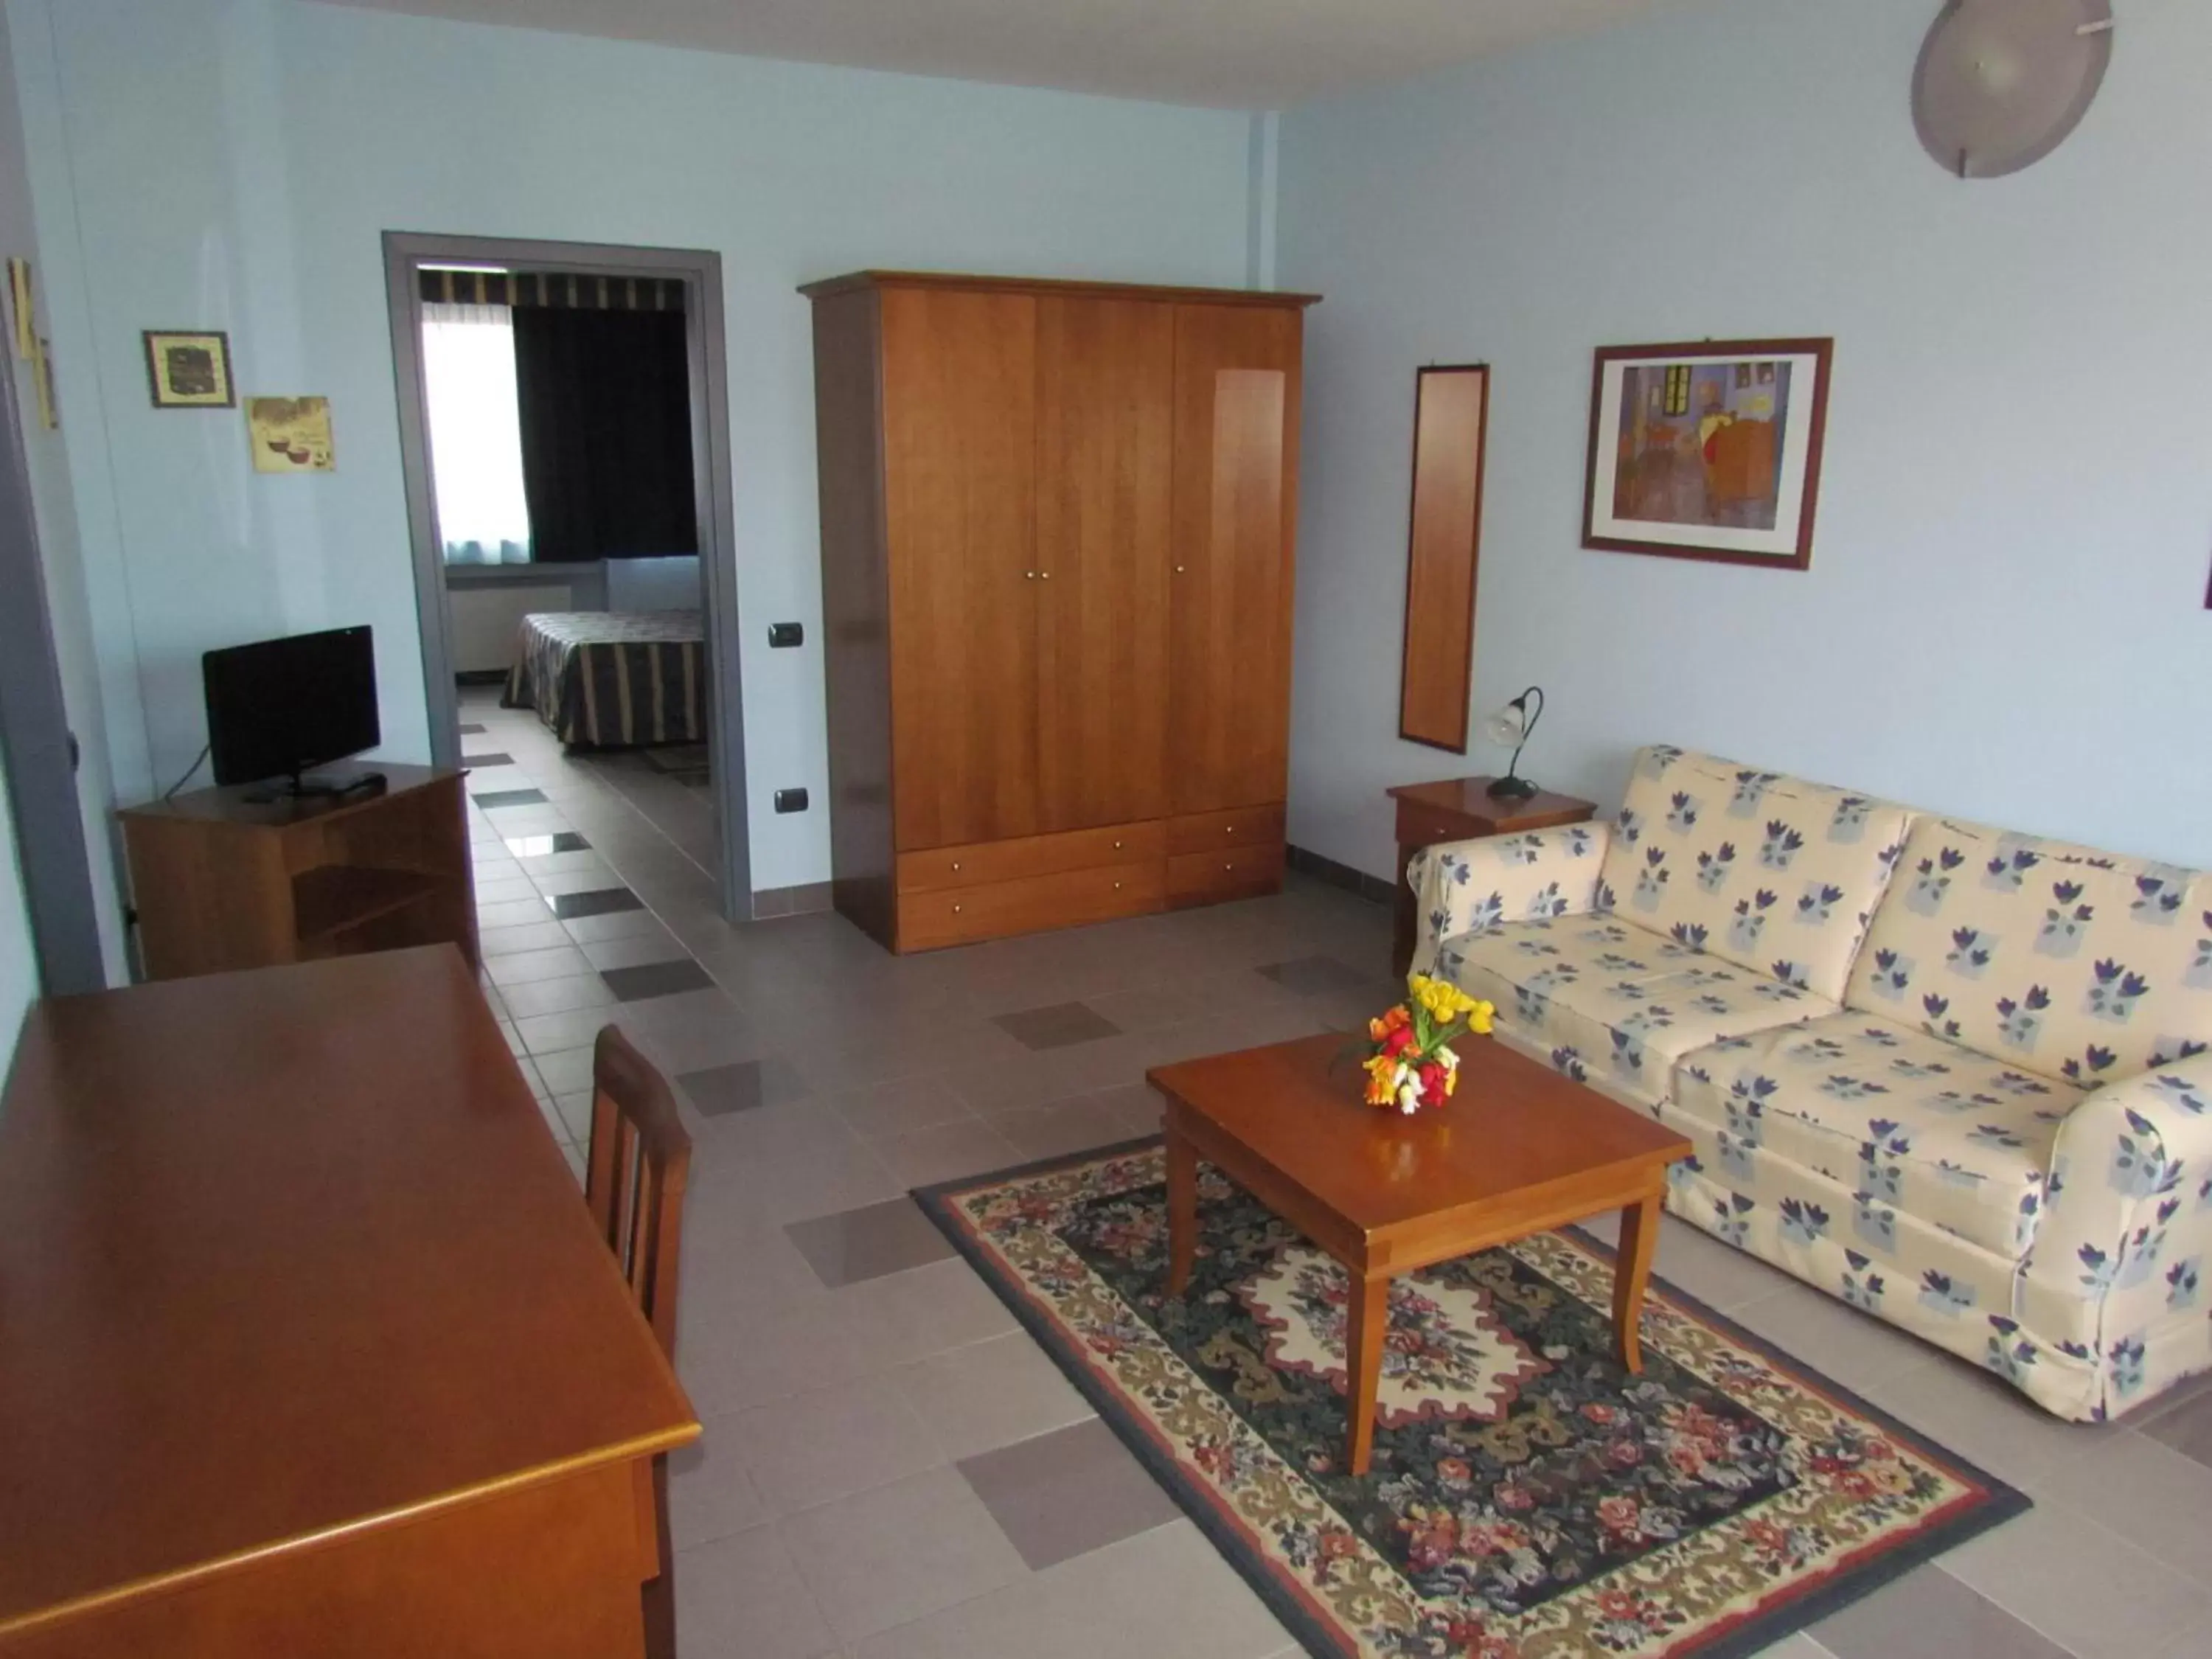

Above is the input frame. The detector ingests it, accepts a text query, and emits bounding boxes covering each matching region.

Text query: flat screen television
[203,625,380,794]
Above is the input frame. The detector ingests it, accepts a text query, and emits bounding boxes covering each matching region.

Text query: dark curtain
[512,307,699,564]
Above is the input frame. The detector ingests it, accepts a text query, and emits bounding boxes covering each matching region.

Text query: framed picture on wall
[143,330,235,408]
[1582,337,1832,571]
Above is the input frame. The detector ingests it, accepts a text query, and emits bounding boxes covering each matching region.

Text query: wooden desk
[0,947,698,1657]
[1385,776,1597,975]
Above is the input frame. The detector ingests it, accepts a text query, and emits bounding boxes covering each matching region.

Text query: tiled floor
[456,686,2212,1659]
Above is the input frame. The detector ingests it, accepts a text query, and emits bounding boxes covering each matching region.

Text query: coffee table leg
[1165,1116,1196,1298]
[1345,1270,1388,1476]
[1613,1190,1661,1372]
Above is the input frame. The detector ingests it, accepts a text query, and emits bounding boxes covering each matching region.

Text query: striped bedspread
[501,611,708,748]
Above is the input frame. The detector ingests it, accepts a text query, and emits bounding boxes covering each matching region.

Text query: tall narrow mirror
[1398,364,1489,751]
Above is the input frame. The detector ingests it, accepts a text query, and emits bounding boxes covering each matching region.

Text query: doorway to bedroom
[383,234,749,925]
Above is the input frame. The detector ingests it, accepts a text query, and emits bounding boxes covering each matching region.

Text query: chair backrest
[584,1026,692,1360]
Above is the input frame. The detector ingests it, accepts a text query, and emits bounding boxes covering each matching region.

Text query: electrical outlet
[768,621,804,648]
[773,787,809,814]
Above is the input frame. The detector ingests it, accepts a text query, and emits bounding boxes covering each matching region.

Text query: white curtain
[422,301,534,566]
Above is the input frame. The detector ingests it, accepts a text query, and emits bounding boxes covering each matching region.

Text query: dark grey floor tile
[1255,954,1372,995]
[458,723,487,734]
[601,958,717,1001]
[1811,1565,2070,1659]
[2139,1381,2212,1470]
[472,787,547,808]
[992,1001,1121,1051]
[547,887,647,920]
[507,830,591,858]
[678,1057,810,1118]
[785,1197,956,1288]
[463,751,515,768]
[956,1418,1180,1571]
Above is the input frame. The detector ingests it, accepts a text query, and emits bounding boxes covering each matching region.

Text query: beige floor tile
[1941,1502,2208,1659]
[666,1419,768,1551]
[477,897,554,931]
[514,1006,617,1057]
[672,1523,838,1659]
[678,1296,891,1416]
[987,1096,1133,1161]
[867,1118,1024,1189]
[709,1138,905,1227]
[565,906,675,944]
[532,1045,596,1096]
[853,1519,1288,1659]
[2031,1427,2212,1574]
[498,972,618,1020]
[1726,1276,1935,1394]
[484,943,594,987]
[1647,1216,1800,1311]
[894,1332,1095,1460]
[1862,1350,2124,1492]
[780,1467,1029,1645]
[551,1091,592,1143]
[477,919,574,958]
[731,1376,947,1514]
[834,1258,1018,1366]
[829,1076,978,1138]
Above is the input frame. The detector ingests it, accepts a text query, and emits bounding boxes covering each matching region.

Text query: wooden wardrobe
[804,271,1318,953]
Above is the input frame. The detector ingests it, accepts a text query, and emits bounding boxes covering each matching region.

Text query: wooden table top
[0,946,698,1638]
[1147,1033,1688,1237]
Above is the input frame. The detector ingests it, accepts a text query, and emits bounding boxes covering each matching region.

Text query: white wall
[11,0,1258,891]
[1279,0,2212,880]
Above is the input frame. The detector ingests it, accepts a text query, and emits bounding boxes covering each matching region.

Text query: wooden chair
[584,1026,693,1659]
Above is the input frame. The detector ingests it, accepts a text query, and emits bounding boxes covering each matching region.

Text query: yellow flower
[1467,998,1495,1035]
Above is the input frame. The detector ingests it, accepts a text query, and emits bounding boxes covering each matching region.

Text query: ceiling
[324,0,1669,109]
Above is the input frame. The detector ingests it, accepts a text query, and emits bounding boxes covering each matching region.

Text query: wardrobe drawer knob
[1174,564,1186,573]
[1112,840,1123,849]
[1113,881,1123,891]
[952,903,963,915]
[951,860,961,872]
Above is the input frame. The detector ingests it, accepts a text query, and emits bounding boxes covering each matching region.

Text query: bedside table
[1386,776,1599,976]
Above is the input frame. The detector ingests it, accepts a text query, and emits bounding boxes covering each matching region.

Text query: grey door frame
[0,313,105,995]
[382,231,751,917]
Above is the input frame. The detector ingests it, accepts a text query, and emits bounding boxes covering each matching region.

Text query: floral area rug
[916,1141,2028,1659]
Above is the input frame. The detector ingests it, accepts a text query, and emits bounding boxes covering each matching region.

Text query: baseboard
[1285,844,1394,906]
[453,669,507,686]
[751,880,833,919]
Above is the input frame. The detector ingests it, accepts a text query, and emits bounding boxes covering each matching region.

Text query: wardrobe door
[1034,296,1174,834]
[1166,304,1301,815]
[880,286,1040,851]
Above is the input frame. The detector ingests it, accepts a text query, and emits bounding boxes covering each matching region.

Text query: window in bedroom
[422,295,534,566]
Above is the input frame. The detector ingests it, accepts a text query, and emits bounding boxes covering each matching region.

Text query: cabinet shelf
[292,866,453,943]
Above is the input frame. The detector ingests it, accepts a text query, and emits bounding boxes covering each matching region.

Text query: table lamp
[1481,686,1545,801]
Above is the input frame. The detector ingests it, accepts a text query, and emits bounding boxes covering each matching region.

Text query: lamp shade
[1482,705,1528,748]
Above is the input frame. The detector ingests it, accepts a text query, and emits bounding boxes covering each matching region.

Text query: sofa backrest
[1846,815,2212,1087]
[1597,746,1916,1001]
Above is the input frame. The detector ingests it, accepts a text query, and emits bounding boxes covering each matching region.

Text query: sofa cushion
[1441,914,1836,1109]
[1671,1010,2084,1257]
[1596,747,1916,1004]
[1846,815,2212,1088]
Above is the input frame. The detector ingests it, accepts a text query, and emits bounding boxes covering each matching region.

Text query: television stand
[243,769,387,805]
[119,762,475,981]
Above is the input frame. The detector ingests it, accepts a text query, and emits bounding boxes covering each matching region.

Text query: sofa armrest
[2020,1053,2212,1398]
[1407,822,1612,977]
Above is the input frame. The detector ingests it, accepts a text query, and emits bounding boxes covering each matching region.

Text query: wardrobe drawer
[1166,843,1287,908]
[1166,802,1286,857]
[897,862,1166,951]
[897,821,1164,894]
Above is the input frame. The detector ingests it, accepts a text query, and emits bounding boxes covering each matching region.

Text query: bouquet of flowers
[1362,974,1496,1115]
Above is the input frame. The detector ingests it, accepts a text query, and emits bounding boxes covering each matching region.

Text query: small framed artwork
[1582,337,1833,571]
[144,330,235,408]
[246,395,335,473]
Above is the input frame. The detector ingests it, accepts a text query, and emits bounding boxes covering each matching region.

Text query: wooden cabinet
[118,763,476,981]
[806,271,1317,953]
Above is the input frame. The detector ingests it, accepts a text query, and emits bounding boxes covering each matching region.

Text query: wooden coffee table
[1149,1032,1690,1475]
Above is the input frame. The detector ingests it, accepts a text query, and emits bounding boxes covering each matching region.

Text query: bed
[501,610,709,748]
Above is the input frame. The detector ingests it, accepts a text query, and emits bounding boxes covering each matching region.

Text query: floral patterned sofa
[1408,745,2211,1422]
